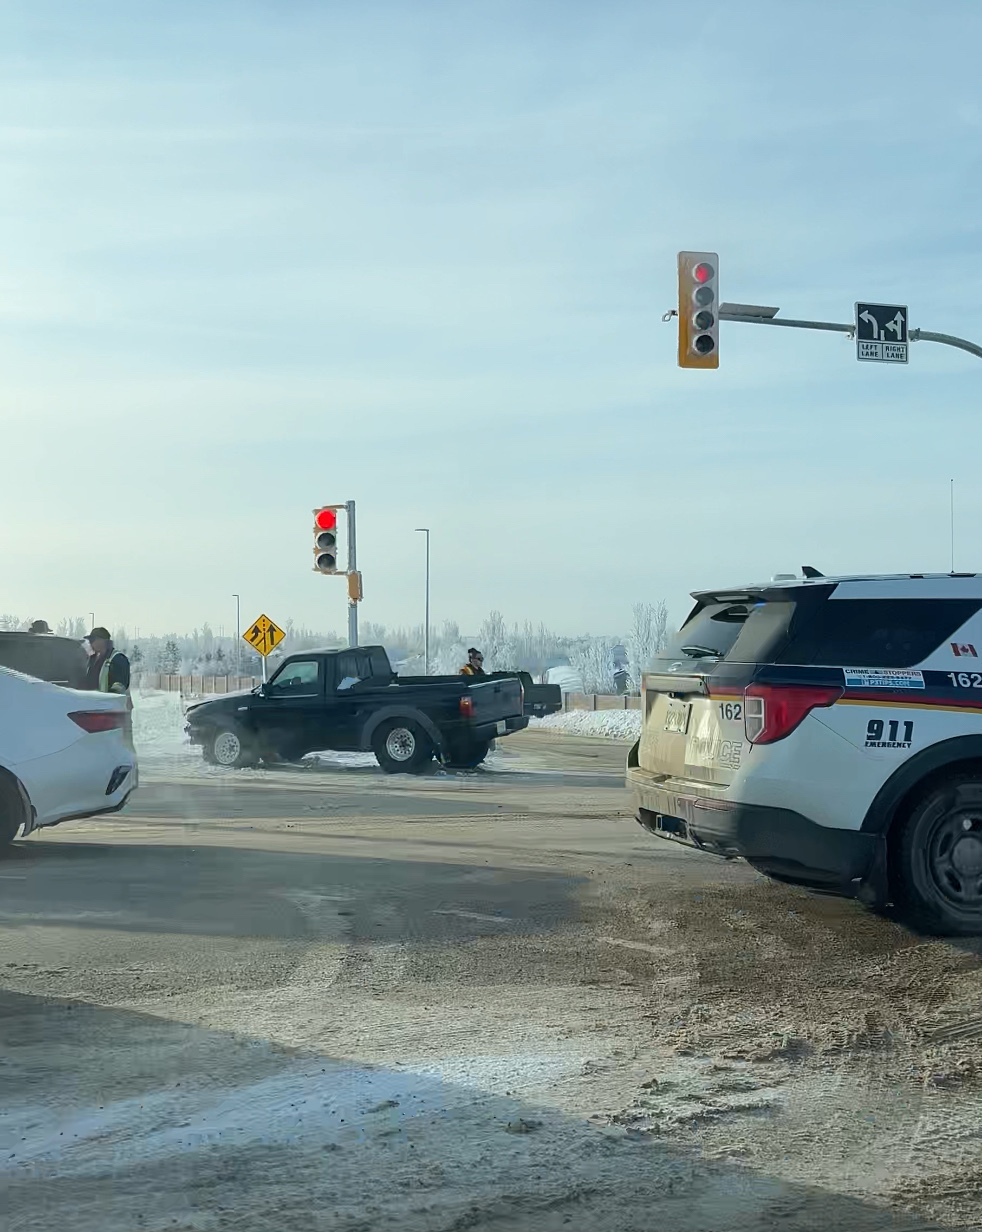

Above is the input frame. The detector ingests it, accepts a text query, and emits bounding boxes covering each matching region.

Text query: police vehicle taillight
[744,683,842,744]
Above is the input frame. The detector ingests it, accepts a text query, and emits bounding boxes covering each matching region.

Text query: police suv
[627,572,982,934]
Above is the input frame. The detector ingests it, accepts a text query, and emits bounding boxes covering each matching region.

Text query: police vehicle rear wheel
[894,775,982,935]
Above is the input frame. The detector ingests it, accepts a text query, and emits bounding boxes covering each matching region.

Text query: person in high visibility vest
[459,648,486,676]
[83,627,133,746]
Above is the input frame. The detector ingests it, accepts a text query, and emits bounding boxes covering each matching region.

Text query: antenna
[951,479,955,573]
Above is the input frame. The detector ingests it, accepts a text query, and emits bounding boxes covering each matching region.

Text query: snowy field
[530,708,641,741]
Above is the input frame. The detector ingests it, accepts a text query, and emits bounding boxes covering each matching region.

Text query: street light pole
[415,528,430,675]
[346,500,358,648]
[233,593,240,677]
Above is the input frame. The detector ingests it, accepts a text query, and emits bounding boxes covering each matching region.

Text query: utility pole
[346,500,358,648]
[416,527,430,674]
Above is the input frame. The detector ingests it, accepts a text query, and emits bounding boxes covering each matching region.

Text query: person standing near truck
[459,648,485,676]
[82,627,133,746]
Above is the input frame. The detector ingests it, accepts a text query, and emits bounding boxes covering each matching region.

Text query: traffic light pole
[711,307,982,359]
[346,499,358,648]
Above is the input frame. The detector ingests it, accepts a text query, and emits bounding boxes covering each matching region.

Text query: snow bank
[131,688,196,765]
[530,708,641,741]
[131,689,381,776]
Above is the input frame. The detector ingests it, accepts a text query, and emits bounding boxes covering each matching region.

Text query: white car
[0,666,137,845]
[628,572,982,935]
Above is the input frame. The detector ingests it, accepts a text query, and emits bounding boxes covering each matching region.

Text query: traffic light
[312,505,343,574]
[678,251,719,369]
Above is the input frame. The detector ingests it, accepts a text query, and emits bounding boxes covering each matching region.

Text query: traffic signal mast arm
[668,303,982,359]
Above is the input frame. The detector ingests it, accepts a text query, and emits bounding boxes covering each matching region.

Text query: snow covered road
[2,713,980,1230]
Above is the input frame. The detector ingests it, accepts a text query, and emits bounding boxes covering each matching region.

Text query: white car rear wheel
[0,771,28,848]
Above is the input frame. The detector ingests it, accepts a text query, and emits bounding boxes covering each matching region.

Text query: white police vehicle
[627,572,982,934]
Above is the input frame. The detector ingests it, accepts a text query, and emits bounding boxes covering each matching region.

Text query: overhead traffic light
[312,505,342,574]
[677,251,719,369]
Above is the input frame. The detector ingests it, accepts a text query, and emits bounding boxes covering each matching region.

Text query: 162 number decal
[718,702,742,721]
[947,672,982,688]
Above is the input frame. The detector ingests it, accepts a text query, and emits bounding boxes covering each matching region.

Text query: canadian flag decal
[952,642,978,657]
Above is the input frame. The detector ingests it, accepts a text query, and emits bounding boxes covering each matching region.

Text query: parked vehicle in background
[628,572,982,935]
[0,632,88,687]
[489,671,562,718]
[185,645,528,773]
[0,666,137,846]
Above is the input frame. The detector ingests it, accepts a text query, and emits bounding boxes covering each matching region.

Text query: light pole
[233,594,240,677]
[415,528,430,674]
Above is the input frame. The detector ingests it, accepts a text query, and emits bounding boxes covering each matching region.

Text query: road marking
[601,937,671,955]
[432,909,513,925]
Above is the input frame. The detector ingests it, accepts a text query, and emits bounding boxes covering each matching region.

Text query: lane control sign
[855,302,908,363]
[243,613,286,658]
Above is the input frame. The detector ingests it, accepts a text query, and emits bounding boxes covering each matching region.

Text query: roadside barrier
[562,692,641,711]
[135,673,261,693]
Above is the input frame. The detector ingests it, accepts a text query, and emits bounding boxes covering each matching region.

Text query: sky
[3,0,982,639]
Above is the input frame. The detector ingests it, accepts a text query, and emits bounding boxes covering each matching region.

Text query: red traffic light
[693,262,714,284]
[315,508,337,531]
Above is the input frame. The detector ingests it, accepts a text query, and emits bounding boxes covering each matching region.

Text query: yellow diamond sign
[242,613,286,658]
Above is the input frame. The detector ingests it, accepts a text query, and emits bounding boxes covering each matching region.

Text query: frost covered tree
[432,620,468,675]
[158,640,180,674]
[570,639,618,694]
[627,600,669,691]
[478,610,511,670]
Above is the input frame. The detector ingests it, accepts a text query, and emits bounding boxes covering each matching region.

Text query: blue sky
[3,1,982,637]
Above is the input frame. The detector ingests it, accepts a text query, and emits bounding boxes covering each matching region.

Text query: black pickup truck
[185,645,528,773]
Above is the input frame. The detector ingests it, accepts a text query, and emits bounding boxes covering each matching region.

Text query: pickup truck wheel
[445,739,491,770]
[373,720,433,774]
[892,775,982,935]
[204,725,259,769]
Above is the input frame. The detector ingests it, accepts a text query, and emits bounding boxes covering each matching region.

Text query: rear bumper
[628,766,877,894]
[474,716,529,740]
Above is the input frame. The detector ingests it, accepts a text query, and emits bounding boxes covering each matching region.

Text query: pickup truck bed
[185,645,528,773]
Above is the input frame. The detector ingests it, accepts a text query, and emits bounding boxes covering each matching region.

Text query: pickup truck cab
[185,645,528,773]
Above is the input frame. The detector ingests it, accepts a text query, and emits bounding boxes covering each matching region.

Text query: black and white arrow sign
[855,302,909,363]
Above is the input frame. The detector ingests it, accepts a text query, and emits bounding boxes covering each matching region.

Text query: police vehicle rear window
[775,598,981,668]
[658,599,795,665]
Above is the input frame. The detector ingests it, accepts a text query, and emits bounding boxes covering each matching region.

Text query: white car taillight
[68,711,127,733]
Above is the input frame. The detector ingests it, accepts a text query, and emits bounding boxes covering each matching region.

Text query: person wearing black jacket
[83,627,133,747]
[82,627,131,695]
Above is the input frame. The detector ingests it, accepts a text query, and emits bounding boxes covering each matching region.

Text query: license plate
[664,701,691,734]
[496,720,507,735]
